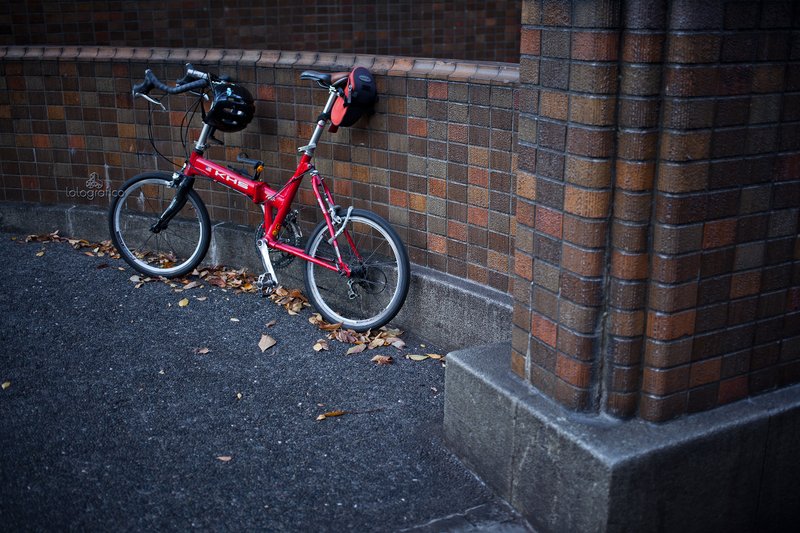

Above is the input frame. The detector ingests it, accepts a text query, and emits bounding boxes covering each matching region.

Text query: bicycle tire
[303,209,410,331]
[109,172,211,278]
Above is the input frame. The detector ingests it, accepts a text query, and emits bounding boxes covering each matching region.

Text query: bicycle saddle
[300,71,349,88]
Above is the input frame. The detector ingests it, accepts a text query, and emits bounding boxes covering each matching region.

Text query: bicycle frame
[181,86,353,276]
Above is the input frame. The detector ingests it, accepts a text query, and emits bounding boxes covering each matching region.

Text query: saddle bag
[330,67,378,128]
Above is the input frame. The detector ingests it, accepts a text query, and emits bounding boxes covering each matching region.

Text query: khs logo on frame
[208,166,251,191]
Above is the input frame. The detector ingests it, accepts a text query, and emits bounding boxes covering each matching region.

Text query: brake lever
[135,93,166,110]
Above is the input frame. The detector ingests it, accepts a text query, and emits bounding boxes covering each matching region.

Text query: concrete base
[0,202,511,352]
[444,343,800,533]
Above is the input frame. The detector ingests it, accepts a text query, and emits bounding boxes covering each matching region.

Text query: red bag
[330,67,378,128]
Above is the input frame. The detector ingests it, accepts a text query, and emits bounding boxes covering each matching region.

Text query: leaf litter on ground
[20,231,432,360]
[23,230,120,259]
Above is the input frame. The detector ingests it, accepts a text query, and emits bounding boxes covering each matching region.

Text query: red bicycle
[109,64,410,331]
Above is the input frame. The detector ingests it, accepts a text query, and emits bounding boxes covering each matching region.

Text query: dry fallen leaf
[230,317,240,322]
[35,250,45,257]
[265,319,277,328]
[259,334,277,352]
[371,355,394,365]
[316,410,348,421]
[427,353,445,360]
[2,381,11,390]
[313,339,329,352]
[406,354,430,361]
[346,344,367,355]
[193,347,211,355]
[368,337,385,350]
[178,298,189,307]
[216,456,232,462]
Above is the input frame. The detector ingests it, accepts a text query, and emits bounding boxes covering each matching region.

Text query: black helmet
[204,83,255,132]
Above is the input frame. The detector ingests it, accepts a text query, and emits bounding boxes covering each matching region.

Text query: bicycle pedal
[256,272,277,297]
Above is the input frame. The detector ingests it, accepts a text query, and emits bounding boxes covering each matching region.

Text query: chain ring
[255,219,302,269]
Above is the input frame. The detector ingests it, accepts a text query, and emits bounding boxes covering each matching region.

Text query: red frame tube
[185,152,349,275]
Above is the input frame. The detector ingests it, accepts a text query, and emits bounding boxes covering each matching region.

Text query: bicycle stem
[194,123,214,152]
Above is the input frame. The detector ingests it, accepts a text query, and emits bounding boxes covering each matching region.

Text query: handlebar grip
[173,79,208,93]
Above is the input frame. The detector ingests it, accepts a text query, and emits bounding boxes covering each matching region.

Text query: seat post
[301,87,340,157]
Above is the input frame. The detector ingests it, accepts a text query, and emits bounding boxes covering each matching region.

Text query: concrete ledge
[0,202,511,351]
[444,343,800,533]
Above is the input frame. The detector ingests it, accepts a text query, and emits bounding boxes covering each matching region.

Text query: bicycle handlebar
[132,64,210,97]
[135,64,341,101]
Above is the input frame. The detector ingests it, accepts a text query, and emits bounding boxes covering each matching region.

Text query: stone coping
[0,46,520,85]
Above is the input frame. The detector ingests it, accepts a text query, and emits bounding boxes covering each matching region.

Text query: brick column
[513,0,622,411]
[639,0,800,421]
[511,0,800,421]
[603,1,667,417]
[444,1,800,530]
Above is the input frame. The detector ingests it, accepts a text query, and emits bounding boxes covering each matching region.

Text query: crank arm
[256,238,279,295]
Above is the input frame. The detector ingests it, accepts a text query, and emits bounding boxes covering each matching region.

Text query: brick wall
[0,47,518,294]
[512,0,800,422]
[2,0,522,64]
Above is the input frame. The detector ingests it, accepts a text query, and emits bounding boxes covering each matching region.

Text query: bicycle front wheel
[109,172,211,278]
[304,209,410,332]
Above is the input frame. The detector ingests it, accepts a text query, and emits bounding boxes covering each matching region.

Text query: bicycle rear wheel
[109,172,211,278]
[304,209,410,332]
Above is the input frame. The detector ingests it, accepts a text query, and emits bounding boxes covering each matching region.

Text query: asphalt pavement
[0,232,529,532]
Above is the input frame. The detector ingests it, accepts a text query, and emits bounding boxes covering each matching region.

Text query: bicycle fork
[151,174,195,233]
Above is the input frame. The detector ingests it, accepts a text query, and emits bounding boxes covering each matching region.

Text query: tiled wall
[0,48,519,294]
[2,0,522,64]
[512,0,800,422]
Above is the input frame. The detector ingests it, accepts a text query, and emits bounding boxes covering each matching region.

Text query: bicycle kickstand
[255,238,279,296]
